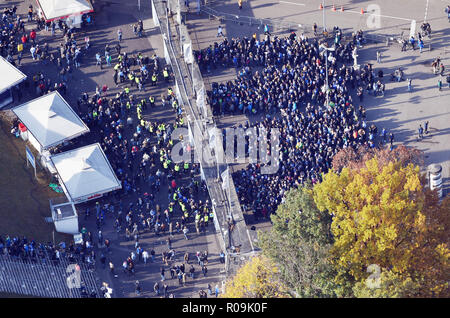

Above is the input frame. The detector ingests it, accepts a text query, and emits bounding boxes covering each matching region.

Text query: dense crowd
[196,30,385,218]
[2,3,221,298]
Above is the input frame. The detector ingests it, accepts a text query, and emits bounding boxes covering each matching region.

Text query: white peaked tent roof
[50,143,121,201]
[37,0,94,21]
[0,56,27,95]
[12,91,89,149]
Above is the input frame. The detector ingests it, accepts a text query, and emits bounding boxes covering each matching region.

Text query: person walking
[30,45,36,60]
[182,226,189,240]
[418,125,424,140]
[143,250,149,264]
[438,78,443,91]
[238,0,243,10]
[153,281,160,296]
[100,253,106,269]
[424,121,429,134]
[96,53,102,69]
[160,266,165,281]
[418,39,424,53]
[109,262,118,278]
[407,78,412,92]
[135,280,141,295]
[117,28,122,42]
[376,50,381,63]
[409,35,416,50]
[214,284,220,298]
[163,284,168,298]
[389,132,394,147]
[207,283,212,296]
[217,25,224,37]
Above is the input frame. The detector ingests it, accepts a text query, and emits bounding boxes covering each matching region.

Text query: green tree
[259,186,352,297]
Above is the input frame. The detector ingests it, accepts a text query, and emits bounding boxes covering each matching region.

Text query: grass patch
[0,114,70,243]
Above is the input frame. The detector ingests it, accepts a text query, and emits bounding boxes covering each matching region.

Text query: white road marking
[342,10,412,22]
[279,1,306,6]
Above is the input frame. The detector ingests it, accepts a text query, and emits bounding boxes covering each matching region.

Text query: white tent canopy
[50,143,122,203]
[12,91,89,151]
[37,0,93,21]
[0,56,27,95]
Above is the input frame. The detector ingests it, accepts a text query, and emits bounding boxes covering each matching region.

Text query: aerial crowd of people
[194,30,388,218]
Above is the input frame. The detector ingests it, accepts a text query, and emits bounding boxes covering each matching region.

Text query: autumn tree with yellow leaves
[221,255,290,298]
[313,156,450,297]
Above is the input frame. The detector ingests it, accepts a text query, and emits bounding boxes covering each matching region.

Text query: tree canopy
[258,186,351,297]
[225,146,448,298]
[313,156,449,297]
[221,255,290,298]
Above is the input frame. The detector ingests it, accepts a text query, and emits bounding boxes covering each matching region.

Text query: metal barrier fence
[0,250,101,298]
[198,3,448,52]
[153,0,257,281]
[200,5,308,35]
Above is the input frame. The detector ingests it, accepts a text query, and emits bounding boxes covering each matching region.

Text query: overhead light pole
[322,0,326,33]
[319,44,335,107]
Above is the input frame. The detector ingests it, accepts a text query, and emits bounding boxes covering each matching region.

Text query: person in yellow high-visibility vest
[184,162,189,170]
[124,87,130,95]
[174,164,180,175]
[163,160,169,169]
[168,139,173,147]
[149,96,155,108]
[204,214,209,225]
[168,87,173,96]
[140,119,145,127]
[163,68,169,82]
[151,73,157,86]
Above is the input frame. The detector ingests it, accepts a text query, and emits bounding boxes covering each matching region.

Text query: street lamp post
[320,44,335,107]
[322,0,326,33]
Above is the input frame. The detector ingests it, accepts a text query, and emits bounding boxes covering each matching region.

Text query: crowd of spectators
[195,30,386,218]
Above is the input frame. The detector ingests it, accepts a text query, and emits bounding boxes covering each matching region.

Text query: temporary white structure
[36,0,94,27]
[50,143,122,203]
[12,91,89,154]
[0,56,27,108]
